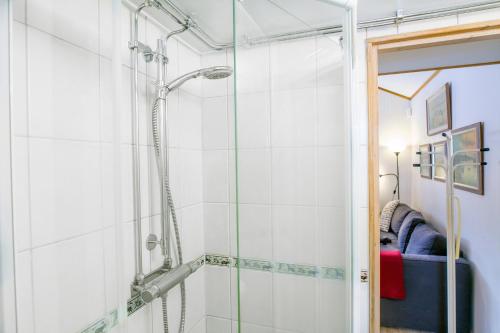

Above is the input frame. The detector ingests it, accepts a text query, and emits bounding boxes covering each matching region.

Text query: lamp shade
[387,139,407,154]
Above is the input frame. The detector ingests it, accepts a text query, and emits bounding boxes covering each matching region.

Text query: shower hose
[152,96,186,333]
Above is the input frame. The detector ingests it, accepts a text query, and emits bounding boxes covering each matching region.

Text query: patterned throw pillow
[380,200,399,232]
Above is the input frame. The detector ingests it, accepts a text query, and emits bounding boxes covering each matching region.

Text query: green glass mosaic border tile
[81,254,344,332]
[205,253,345,280]
[81,309,118,333]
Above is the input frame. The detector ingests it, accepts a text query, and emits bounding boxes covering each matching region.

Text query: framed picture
[452,122,484,195]
[426,83,452,136]
[419,144,432,179]
[432,141,447,182]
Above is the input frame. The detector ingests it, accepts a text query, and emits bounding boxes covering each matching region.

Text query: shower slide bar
[131,0,500,51]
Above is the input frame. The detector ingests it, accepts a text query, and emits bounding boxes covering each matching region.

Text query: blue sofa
[380,203,472,333]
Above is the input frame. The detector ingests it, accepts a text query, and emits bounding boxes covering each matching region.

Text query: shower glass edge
[232,0,356,332]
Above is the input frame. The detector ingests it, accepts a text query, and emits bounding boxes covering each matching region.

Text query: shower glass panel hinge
[360,269,368,283]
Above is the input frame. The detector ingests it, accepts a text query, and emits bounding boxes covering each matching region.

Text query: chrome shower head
[165,66,233,93]
[203,66,233,80]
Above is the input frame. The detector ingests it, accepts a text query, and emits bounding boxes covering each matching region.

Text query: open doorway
[367,20,500,333]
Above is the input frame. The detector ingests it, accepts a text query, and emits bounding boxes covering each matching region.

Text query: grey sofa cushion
[398,211,425,253]
[390,203,413,234]
[406,223,447,255]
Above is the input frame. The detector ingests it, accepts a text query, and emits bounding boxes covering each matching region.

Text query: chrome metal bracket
[146,234,159,251]
[128,40,154,63]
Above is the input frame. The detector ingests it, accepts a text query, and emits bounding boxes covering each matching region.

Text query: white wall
[410,64,500,332]
[11,1,205,332]
[378,91,412,208]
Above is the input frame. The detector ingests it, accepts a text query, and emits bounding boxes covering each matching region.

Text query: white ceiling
[378,71,437,98]
[136,0,498,52]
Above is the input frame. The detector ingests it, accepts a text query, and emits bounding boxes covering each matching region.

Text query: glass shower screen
[231,1,354,332]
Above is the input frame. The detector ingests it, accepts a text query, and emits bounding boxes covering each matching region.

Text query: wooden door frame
[366,19,500,333]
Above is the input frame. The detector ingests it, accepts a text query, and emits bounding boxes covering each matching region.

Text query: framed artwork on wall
[432,141,447,182]
[419,144,432,179]
[452,122,484,195]
[426,83,452,136]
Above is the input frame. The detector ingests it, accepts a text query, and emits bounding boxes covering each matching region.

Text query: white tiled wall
[11,1,205,332]
[201,35,348,333]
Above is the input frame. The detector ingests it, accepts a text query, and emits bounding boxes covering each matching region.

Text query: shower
[129,3,232,333]
[164,66,233,93]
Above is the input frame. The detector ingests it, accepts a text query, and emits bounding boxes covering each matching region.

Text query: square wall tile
[120,66,149,145]
[28,28,100,142]
[273,274,317,332]
[177,149,203,208]
[318,279,347,333]
[206,316,231,333]
[317,147,345,207]
[271,148,316,206]
[29,138,103,247]
[15,251,34,333]
[11,137,31,252]
[178,43,202,96]
[27,0,99,51]
[231,268,273,327]
[205,266,231,319]
[11,22,27,137]
[178,91,203,150]
[235,92,271,149]
[317,85,344,146]
[316,36,343,87]
[31,231,106,332]
[203,96,229,150]
[181,204,205,262]
[203,150,229,203]
[99,0,113,58]
[204,203,230,255]
[185,267,206,331]
[237,149,271,205]
[232,204,272,260]
[271,88,317,147]
[271,38,316,91]
[318,206,346,267]
[235,44,270,94]
[272,205,316,265]
[13,0,26,23]
[99,57,114,143]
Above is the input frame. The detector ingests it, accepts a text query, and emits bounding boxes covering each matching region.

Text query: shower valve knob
[146,234,159,251]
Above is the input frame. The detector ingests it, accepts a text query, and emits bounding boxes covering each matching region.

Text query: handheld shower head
[165,66,233,94]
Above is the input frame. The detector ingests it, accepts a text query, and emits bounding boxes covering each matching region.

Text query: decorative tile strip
[207,254,345,281]
[274,262,318,278]
[205,253,232,267]
[237,258,273,272]
[82,254,345,332]
[81,309,119,333]
[319,266,345,280]
[127,293,145,316]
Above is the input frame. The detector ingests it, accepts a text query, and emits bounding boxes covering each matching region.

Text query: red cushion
[380,250,405,300]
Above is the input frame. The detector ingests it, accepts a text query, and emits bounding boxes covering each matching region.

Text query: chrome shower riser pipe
[131,3,148,285]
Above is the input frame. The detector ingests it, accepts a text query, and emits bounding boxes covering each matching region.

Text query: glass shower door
[232,1,354,332]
